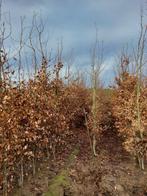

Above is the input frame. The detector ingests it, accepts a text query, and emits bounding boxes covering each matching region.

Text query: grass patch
[43,170,69,196]
[44,148,79,196]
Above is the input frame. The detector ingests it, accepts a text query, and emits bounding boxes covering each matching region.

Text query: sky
[2,0,147,86]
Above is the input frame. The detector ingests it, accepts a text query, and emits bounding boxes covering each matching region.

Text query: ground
[13,128,147,196]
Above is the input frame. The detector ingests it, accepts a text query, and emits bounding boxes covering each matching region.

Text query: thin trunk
[84,109,93,153]
[3,151,8,196]
[32,154,36,176]
[92,135,97,156]
[20,156,24,187]
[92,71,98,156]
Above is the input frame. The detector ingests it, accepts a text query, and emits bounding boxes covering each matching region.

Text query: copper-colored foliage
[0,65,90,192]
[113,72,147,159]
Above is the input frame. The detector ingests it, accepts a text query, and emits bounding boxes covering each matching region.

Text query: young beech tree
[86,32,104,156]
[113,54,147,170]
[113,12,147,169]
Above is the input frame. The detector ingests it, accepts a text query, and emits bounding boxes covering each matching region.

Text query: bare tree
[0,0,11,91]
[133,10,147,170]
[86,28,104,156]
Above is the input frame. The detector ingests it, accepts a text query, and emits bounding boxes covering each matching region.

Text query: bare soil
[13,128,147,196]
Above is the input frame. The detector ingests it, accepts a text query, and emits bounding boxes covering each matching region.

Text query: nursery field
[0,1,147,195]
[0,71,147,196]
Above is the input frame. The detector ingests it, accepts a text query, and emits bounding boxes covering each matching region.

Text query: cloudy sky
[2,0,147,85]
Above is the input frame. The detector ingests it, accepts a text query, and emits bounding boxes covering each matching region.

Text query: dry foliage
[113,71,147,167]
[0,62,90,193]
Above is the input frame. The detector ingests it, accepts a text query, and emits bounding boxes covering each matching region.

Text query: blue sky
[2,0,147,85]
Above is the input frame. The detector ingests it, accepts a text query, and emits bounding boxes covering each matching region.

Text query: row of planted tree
[113,57,147,169]
[0,59,91,193]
